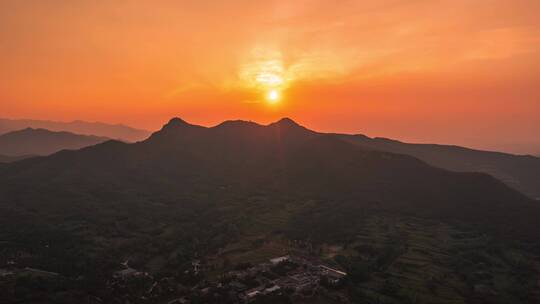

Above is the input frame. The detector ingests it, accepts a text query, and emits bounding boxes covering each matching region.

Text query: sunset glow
[2,3,540,303]
[1,1,539,153]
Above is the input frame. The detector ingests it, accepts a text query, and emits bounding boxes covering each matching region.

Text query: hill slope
[0,117,150,142]
[0,154,35,163]
[341,135,540,199]
[0,128,110,156]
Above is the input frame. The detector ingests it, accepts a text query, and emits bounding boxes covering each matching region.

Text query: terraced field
[210,211,539,304]
[328,215,539,304]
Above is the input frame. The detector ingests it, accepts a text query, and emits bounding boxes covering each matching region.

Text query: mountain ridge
[339,133,540,198]
[1,117,537,240]
[0,128,111,156]
[0,117,151,142]
[148,116,540,199]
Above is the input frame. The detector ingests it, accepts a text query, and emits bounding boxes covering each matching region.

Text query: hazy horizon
[1,0,539,155]
[1,115,539,155]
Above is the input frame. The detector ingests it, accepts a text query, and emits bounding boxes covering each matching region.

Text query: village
[109,254,349,303]
[0,244,349,304]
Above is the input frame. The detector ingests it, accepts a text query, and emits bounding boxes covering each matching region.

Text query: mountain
[0,154,36,163]
[0,118,539,303]
[1,117,538,243]
[2,117,537,197]
[0,128,110,156]
[340,135,540,199]
[0,117,151,142]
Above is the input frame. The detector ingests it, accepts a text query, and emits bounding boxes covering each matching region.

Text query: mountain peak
[8,128,69,136]
[274,117,299,127]
[265,118,317,137]
[12,127,40,133]
[267,117,305,130]
[214,120,262,129]
[147,117,204,141]
[159,117,202,132]
[165,117,190,128]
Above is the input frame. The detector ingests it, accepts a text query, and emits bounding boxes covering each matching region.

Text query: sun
[267,89,280,104]
[239,51,288,105]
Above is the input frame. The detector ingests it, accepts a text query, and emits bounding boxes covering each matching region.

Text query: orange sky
[1,1,539,154]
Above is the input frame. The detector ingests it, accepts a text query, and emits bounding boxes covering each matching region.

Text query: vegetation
[0,118,538,303]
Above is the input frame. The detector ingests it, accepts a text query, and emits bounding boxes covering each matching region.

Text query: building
[319,265,347,284]
[269,256,289,265]
[245,289,260,299]
[264,285,281,294]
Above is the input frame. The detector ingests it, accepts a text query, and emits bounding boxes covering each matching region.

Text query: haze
[1,0,539,154]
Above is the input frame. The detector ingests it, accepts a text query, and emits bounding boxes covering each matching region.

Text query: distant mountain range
[0,117,151,142]
[0,128,110,157]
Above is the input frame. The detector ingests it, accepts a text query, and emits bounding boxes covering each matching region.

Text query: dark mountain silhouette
[0,154,35,163]
[0,128,110,156]
[340,135,540,199]
[2,117,537,199]
[1,118,537,241]
[0,117,150,142]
